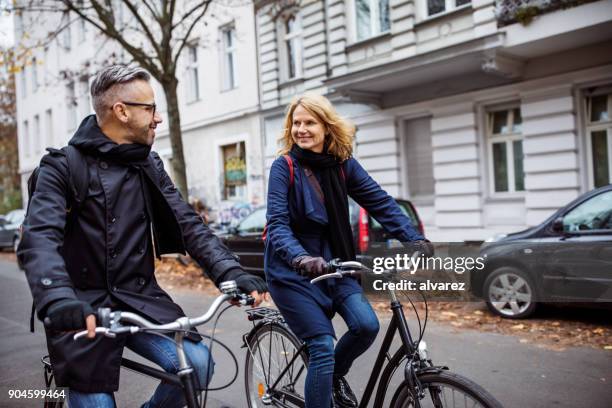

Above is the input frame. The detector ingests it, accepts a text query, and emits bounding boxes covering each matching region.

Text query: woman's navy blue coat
[264,152,424,340]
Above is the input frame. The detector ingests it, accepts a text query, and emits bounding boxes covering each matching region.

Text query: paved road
[1,259,610,407]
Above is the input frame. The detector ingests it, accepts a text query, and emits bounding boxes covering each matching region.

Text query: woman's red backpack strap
[262,155,294,242]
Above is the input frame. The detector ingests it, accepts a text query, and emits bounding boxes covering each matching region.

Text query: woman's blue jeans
[304,293,380,408]
[67,332,214,408]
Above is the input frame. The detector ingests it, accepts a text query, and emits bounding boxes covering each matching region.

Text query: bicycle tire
[390,370,503,408]
[244,323,308,407]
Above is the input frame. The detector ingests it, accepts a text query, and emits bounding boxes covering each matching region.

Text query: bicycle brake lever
[310,271,343,284]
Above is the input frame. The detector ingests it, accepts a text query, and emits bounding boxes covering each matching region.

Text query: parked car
[219,199,425,277]
[471,185,612,319]
[0,209,25,252]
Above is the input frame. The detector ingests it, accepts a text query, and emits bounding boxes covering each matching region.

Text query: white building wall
[521,87,581,226]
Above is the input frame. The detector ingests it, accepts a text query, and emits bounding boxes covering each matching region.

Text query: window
[487,107,524,194]
[45,109,53,147]
[281,14,302,80]
[23,120,30,158]
[221,26,238,90]
[563,191,612,232]
[426,0,471,17]
[34,114,41,153]
[77,0,87,42]
[66,82,77,131]
[222,142,247,200]
[61,12,71,50]
[355,0,390,41]
[585,91,612,188]
[403,117,434,199]
[186,45,200,102]
[19,70,26,97]
[31,57,38,93]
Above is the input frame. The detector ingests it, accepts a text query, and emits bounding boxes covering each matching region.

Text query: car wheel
[484,266,537,319]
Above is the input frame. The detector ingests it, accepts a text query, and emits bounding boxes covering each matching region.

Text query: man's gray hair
[90,65,150,117]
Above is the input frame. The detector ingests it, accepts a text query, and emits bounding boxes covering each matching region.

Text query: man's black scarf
[291,145,356,262]
[68,115,185,255]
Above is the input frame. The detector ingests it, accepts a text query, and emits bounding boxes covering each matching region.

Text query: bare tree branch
[120,0,163,58]
[172,0,212,67]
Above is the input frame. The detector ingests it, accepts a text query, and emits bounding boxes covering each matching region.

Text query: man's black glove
[292,255,330,278]
[44,298,94,332]
[407,240,434,257]
[222,268,268,294]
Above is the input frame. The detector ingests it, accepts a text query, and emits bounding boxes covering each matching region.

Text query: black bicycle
[41,280,251,408]
[243,260,504,408]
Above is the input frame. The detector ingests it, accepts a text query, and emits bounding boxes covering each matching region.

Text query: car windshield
[237,208,266,233]
[563,190,612,231]
[370,201,418,230]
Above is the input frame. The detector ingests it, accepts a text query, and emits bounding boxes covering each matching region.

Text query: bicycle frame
[256,294,421,408]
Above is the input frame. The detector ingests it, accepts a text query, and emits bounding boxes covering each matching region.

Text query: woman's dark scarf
[291,144,356,262]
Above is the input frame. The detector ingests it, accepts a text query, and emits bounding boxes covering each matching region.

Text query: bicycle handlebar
[71,280,253,341]
[309,251,422,284]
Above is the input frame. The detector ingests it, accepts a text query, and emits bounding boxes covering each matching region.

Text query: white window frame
[278,13,303,82]
[585,91,612,188]
[220,25,238,91]
[486,105,525,196]
[185,45,200,103]
[417,0,472,21]
[351,0,391,42]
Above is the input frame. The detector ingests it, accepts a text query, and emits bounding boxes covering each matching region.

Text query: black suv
[471,185,612,318]
[219,199,424,277]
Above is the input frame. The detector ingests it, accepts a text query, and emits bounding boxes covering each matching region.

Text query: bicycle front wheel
[245,323,308,407]
[390,370,503,408]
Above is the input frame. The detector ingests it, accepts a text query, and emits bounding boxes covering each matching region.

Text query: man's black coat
[18,116,242,392]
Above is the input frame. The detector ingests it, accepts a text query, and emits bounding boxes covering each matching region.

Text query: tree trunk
[161,79,189,199]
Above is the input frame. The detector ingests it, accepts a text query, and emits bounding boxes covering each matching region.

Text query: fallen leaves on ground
[371,296,611,352]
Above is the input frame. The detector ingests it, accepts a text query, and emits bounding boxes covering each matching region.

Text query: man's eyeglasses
[113,101,157,115]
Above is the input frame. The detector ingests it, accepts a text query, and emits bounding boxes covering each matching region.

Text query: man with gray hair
[18,65,267,407]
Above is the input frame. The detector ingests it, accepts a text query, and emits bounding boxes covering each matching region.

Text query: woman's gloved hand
[411,240,434,257]
[292,255,330,278]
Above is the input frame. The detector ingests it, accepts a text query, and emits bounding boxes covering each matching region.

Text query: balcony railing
[496,0,600,26]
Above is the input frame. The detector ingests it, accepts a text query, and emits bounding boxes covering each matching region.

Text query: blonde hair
[278,93,355,161]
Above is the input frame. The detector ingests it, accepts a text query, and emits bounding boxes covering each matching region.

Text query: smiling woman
[264,92,428,407]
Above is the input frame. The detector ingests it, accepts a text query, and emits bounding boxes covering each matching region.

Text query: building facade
[14,2,265,215]
[254,0,612,241]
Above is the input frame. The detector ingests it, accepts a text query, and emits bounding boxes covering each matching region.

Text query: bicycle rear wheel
[390,370,503,408]
[245,323,308,407]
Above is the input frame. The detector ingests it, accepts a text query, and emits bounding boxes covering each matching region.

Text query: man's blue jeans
[304,292,380,408]
[68,332,214,408]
